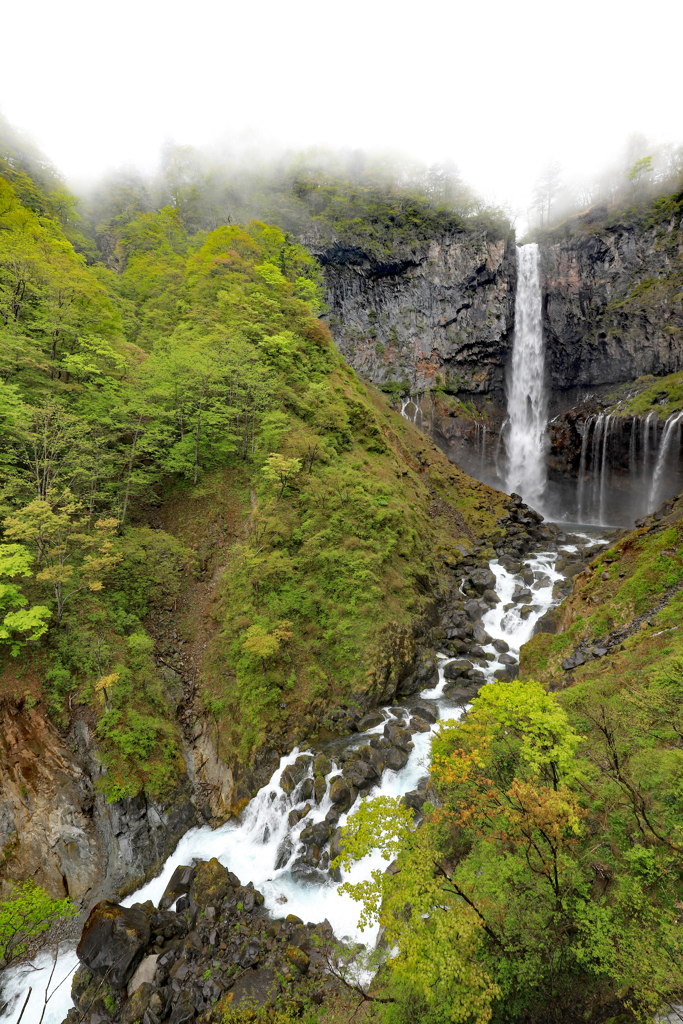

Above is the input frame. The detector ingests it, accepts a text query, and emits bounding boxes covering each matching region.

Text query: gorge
[1,119,683,1024]
[321,197,683,525]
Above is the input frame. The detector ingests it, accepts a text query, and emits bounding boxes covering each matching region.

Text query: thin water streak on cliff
[599,415,613,525]
[650,411,683,510]
[643,411,657,489]
[590,414,604,516]
[577,416,593,521]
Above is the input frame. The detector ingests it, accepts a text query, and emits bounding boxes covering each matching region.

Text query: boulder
[121,982,153,1024]
[127,953,158,997]
[328,775,351,804]
[397,673,420,696]
[561,652,586,671]
[472,624,493,645]
[343,759,377,788]
[403,790,428,812]
[409,716,431,733]
[533,606,562,636]
[464,599,483,621]
[385,746,409,771]
[499,653,517,666]
[330,827,343,862]
[228,967,278,1009]
[443,660,472,681]
[281,754,313,794]
[564,561,588,577]
[412,703,437,724]
[383,722,413,751]
[312,753,332,777]
[159,864,196,910]
[288,803,310,827]
[369,734,392,750]
[358,743,385,775]
[285,944,310,972]
[356,710,384,731]
[314,775,326,803]
[300,821,331,847]
[76,900,151,989]
[169,987,197,1023]
[483,589,500,605]
[299,777,315,801]
[491,638,509,653]
[190,858,235,911]
[469,568,496,594]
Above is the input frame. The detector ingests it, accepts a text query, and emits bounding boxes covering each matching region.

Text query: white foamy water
[506,244,547,508]
[2,542,575,1023]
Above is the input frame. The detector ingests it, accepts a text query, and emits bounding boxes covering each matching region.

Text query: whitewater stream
[1,537,603,1024]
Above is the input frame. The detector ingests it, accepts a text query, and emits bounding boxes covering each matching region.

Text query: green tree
[0,543,51,655]
[3,497,121,621]
[336,679,683,1023]
[241,620,293,674]
[0,880,76,968]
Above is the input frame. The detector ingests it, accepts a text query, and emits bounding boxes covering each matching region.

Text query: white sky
[1,0,681,216]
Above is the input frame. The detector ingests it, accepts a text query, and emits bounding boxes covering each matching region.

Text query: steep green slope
[0,147,505,804]
[602,369,683,419]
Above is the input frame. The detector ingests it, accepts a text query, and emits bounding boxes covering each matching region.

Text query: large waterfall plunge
[505,244,547,507]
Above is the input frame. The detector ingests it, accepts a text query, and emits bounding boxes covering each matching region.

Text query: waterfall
[649,411,683,510]
[506,244,547,505]
[400,395,421,426]
[589,414,604,518]
[628,418,637,478]
[577,415,593,521]
[642,411,657,487]
[494,418,508,480]
[599,414,612,524]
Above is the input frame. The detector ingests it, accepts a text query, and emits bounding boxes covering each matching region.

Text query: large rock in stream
[76,900,151,989]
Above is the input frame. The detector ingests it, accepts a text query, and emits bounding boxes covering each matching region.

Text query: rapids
[0,536,603,1024]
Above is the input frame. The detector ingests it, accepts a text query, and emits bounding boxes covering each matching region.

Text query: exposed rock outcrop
[65,858,335,1024]
[0,704,197,905]
[315,230,516,394]
[539,215,683,395]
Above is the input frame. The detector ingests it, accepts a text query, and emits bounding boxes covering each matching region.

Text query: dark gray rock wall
[315,212,683,414]
[539,215,683,394]
[315,231,517,394]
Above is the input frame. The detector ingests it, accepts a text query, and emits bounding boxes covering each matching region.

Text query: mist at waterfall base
[400,243,683,528]
[0,539,594,1024]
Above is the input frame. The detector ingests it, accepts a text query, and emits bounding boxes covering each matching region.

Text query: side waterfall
[650,411,683,509]
[577,415,593,521]
[506,244,547,506]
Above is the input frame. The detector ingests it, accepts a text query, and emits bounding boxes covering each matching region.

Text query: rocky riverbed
[0,494,615,1024]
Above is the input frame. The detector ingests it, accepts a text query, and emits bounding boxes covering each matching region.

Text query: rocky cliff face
[315,207,683,414]
[313,230,517,395]
[539,210,683,398]
[0,702,197,904]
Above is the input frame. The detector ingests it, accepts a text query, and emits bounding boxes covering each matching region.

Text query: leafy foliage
[0,880,76,967]
[337,677,683,1023]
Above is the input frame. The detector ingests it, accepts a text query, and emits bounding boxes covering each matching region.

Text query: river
[0,534,604,1023]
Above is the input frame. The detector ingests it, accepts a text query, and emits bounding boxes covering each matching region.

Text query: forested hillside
[0,120,499,806]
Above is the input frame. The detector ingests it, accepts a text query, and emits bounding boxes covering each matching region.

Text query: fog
[1,0,681,213]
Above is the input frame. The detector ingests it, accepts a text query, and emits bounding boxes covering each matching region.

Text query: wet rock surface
[66,858,337,1024]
